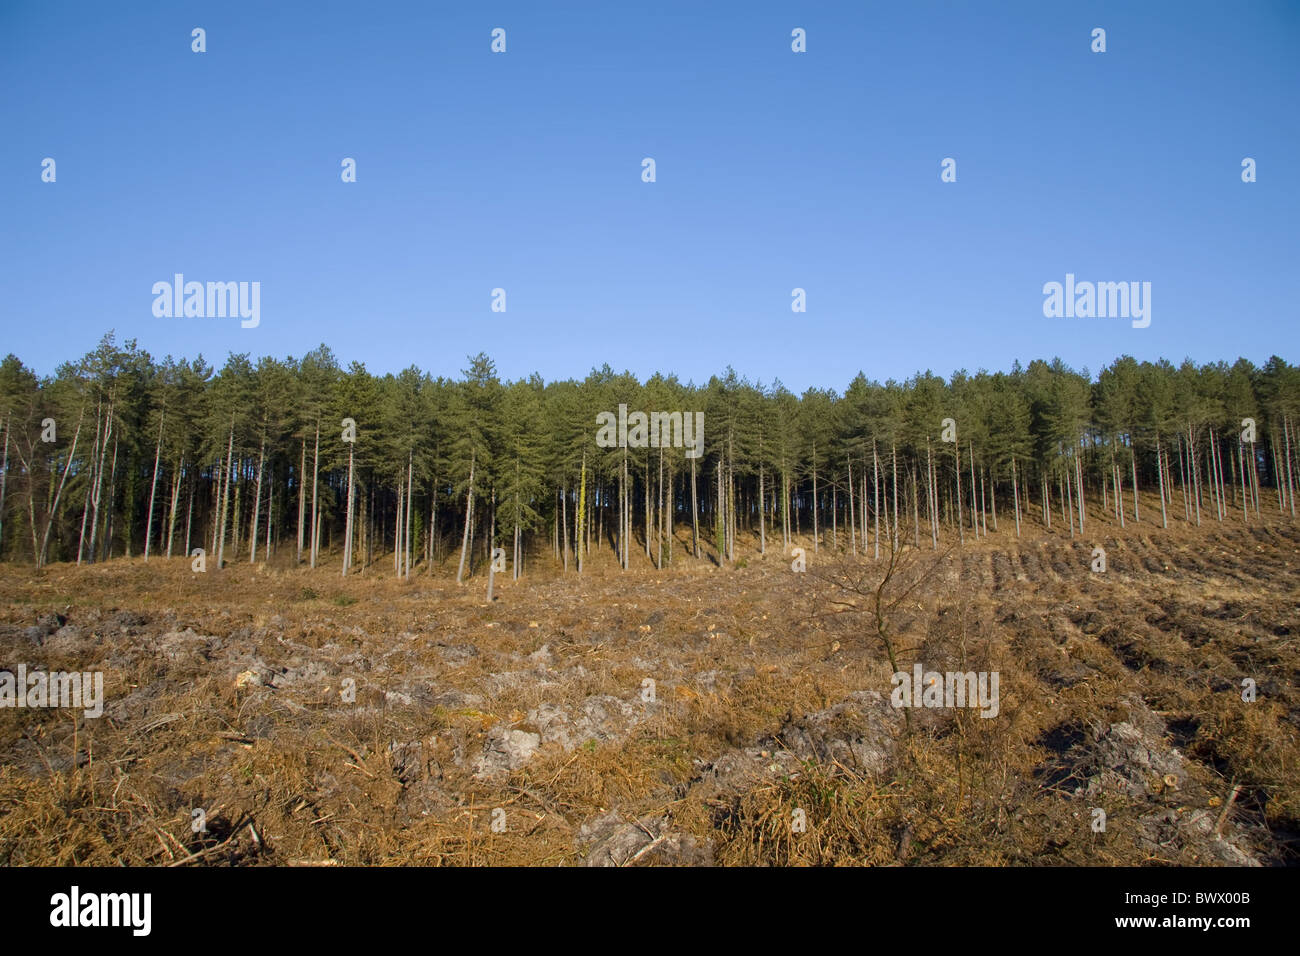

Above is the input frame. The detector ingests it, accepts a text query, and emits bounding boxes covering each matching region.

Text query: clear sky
[2,1,1297,391]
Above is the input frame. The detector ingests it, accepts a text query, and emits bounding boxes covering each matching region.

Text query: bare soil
[1,500,1297,866]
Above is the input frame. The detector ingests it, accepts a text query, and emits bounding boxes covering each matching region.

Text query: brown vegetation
[1,497,1296,866]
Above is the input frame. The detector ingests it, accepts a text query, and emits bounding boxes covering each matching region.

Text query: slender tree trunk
[405,449,414,578]
[100,423,120,561]
[1043,468,1051,530]
[988,464,998,533]
[873,440,881,559]
[1238,441,1249,523]
[1156,437,1168,528]
[250,435,265,562]
[690,453,699,560]
[781,464,790,551]
[1115,456,1125,527]
[657,446,664,569]
[1177,436,1189,522]
[644,455,651,560]
[953,439,964,546]
[144,411,165,561]
[1064,465,1074,537]
[860,468,867,552]
[910,463,920,548]
[1129,445,1139,523]
[1288,418,1298,517]
[166,457,182,557]
[715,462,725,563]
[231,459,242,560]
[892,443,900,551]
[395,473,404,575]
[457,452,476,584]
[811,443,818,553]
[184,467,194,556]
[831,483,837,550]
[217,424,234,569]
[1189,425,1202,526]
[429,479,437,571]
[266,463,274,560]
[36,413,84,567]
[1206,429,1216,522]
[1011,455,1021,537]
[577,453,587,573]
[1075,447,1085,533]
[968,442,978,538]
[979,468,988,537]
[928,442,939,549]
[1272,436,1285,513]
[1248,440,1261,516]
[342,443,355,576]
[297,438,306,564]
[210,459,222,557]
[77,402,103,565]
[561,483,569,572]
[0,414,9,557]
[310,423,322,567]
[847,456,858,556]
[88,400,113,564]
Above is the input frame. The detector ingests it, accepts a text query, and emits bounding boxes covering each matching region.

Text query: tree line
[2,333,1298,577]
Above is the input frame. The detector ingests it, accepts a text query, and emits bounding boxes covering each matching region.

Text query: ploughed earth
[2,504,1297,866]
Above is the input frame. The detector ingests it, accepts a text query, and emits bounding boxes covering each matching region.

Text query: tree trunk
[457,453,476,583]
[166,457,182,557]
[968,442,978,538]
[37,412,84,567]
[250,434,265,562]
[1238,441,1249,523]
[405,449,414,578]
[1156,437,1168,528]
[184,467,194,556]
[561,482,569,572]
[342,443,355,576]
[577,452,587,573]
[310,422,321,568]
[979,468,988,538]
[657,446,665,569]
[927,443,939,548]
[266,463,274,560]
[1290,417,1299,517]
[690,452,699,559]
[395,472,404,575]
[1073,448,1084,533]
[892,443,900,551]
[0,414,8,557]
[953,439,964,546]
[872,441,881,559]
[144,411,164,560]
[297,438,306,564]
[1188,426,1202,526]
[1011,456,1021,537]
[217,424,234,569]
[87,400,113,564]
[811,443,818,553]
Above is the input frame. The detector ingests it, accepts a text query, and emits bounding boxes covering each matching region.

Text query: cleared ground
[1,499,1297,866]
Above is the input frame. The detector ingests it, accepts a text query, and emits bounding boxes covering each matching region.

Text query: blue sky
[2,1,1297,391]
